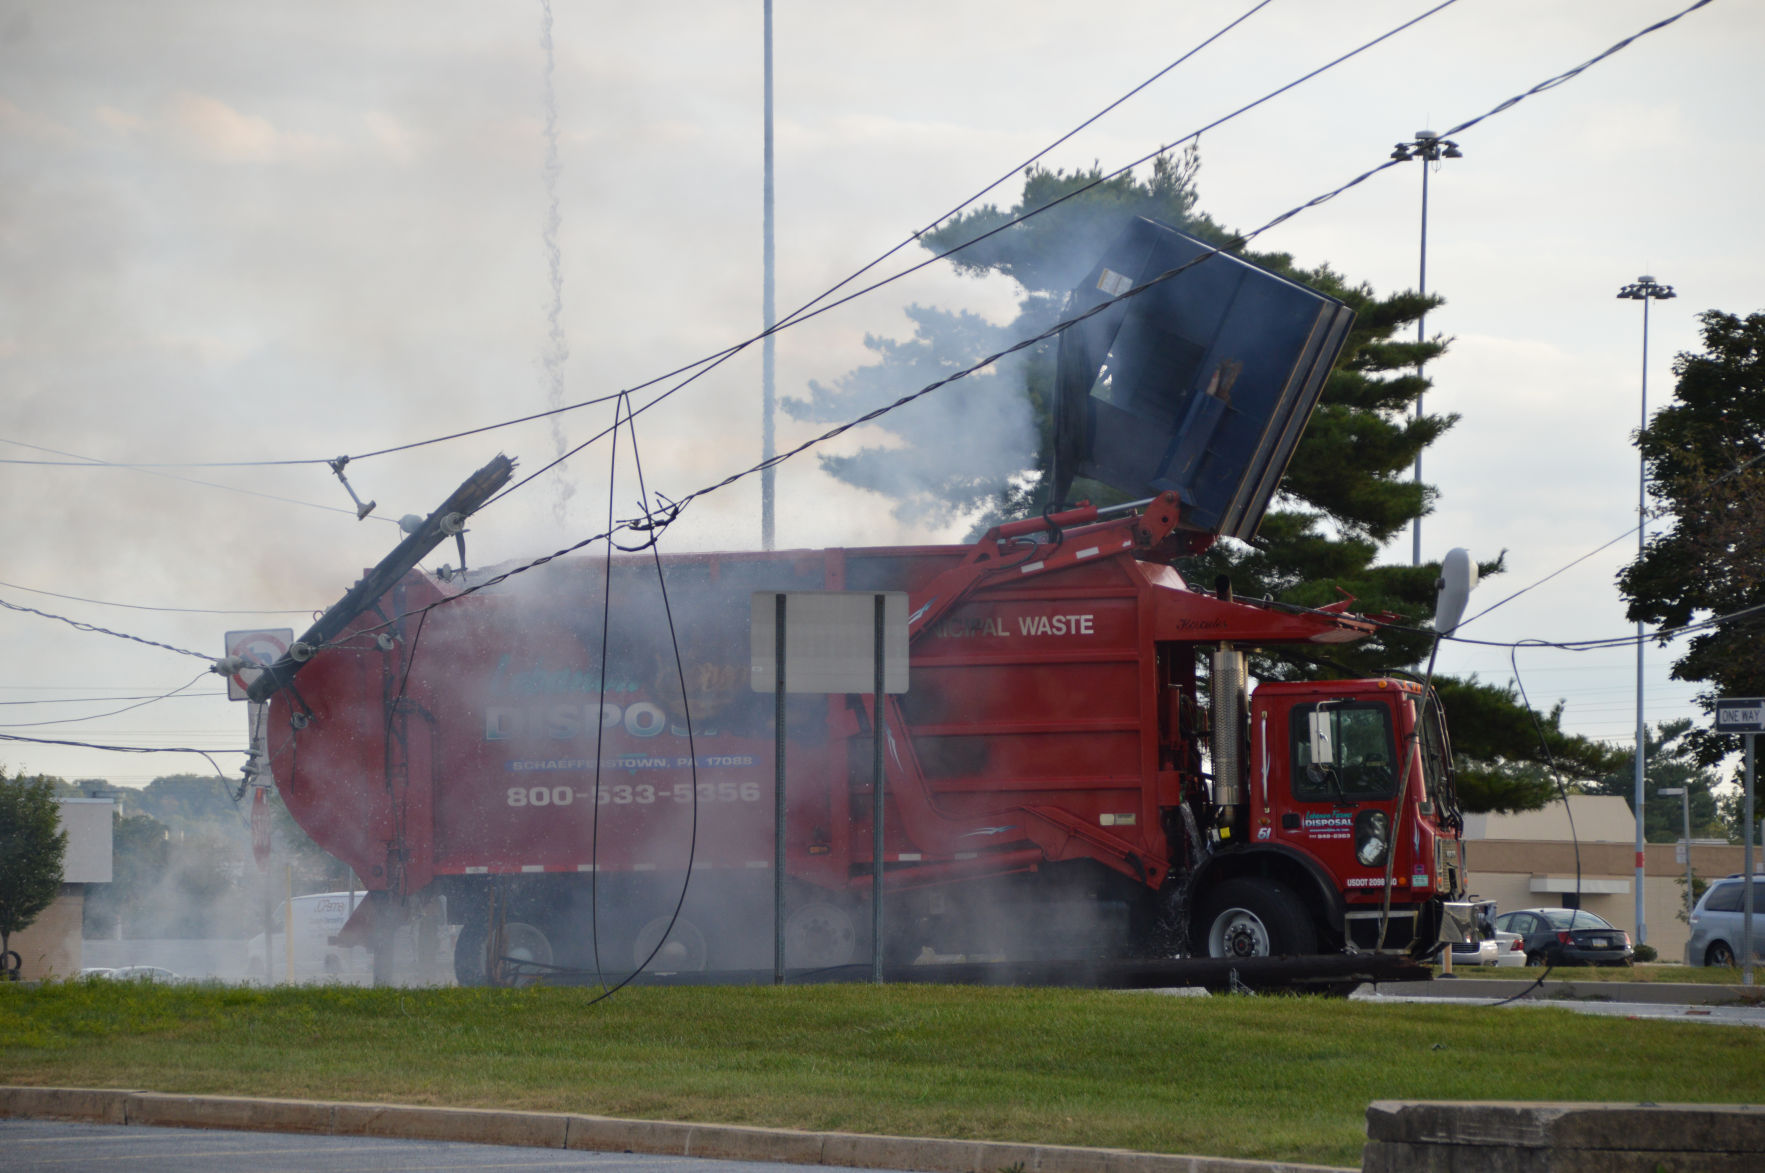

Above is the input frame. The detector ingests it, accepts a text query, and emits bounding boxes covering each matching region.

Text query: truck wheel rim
[786,903,857,969]
[1209,908,1270,958]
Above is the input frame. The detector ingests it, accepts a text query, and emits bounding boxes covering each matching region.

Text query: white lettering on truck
[486,701,669,742]
[1017,614,1095,637]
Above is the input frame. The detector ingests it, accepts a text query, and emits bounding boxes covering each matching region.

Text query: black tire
[1195,878,1317,959]
[1706,941,1737,968]
[1525,953,1545,968]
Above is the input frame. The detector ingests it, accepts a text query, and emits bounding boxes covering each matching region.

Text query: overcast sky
[1,0,1758,787]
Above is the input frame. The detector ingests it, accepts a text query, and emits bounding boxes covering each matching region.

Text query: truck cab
[1188,677,1465,958]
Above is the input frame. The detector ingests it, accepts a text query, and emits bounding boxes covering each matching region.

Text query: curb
[1372,979,1764,1005]
[0,1086,1352,1173]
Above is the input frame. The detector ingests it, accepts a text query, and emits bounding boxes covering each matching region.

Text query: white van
[244,891,370,983]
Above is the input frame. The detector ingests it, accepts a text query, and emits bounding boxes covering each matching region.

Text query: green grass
[4,981,1762,1167]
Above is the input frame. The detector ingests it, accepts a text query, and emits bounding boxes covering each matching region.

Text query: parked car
[1686,874,1765,968]
[1491,908,1634,967]
[1489,929,1527,967]
[1448,935,1499,966]
[1447,929,1526,967]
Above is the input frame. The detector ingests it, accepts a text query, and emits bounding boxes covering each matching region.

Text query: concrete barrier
[1363,1100,1765,1172]
[126,1091,336,1134]
[0,1086,132,1124]
[334,1102,570,1147]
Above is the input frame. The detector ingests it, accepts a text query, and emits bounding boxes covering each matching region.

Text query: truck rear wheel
[786,901,858,970]
[633,915,709,972]
[1197,878,1317,959]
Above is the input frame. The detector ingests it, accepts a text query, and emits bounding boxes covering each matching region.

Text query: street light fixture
[1617,274,1676,946]
[1657,786,1695,930]
[1390,132,1463,567]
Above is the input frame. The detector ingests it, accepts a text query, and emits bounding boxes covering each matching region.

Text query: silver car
[1687,874,1765,967]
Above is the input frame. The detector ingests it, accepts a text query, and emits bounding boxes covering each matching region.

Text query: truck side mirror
[1307,711,1335,766]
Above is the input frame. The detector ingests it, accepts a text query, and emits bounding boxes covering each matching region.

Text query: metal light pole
[1390,131,1462,567]
[1616,275,1676,945]
[760,0,777,550]
[1658,786,1694,927]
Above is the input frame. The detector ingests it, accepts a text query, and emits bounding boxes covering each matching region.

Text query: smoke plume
[539,0,575,527]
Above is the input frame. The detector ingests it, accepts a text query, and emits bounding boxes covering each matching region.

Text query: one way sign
[1715,697,1765,734]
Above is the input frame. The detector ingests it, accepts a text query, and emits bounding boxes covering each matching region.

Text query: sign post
[1715,697,1764,986]
[752,591,908,984]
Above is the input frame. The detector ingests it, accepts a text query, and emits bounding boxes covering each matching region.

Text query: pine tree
[788,152,1623,808]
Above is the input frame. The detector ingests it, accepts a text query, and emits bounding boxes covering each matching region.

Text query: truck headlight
[1354,810,1390,867]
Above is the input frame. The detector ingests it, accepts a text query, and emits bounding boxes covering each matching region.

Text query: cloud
[158,90,337,163]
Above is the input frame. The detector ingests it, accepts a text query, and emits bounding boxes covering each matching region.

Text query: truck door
[1276,699,1400,882]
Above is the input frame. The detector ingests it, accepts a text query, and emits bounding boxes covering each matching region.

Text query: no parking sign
[224,629,294,702]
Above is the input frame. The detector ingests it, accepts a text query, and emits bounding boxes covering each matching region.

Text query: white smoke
[539,0,576,528]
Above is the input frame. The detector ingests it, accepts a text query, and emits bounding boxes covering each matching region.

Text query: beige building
[1462,794,1756,965]
[8,797,112,980]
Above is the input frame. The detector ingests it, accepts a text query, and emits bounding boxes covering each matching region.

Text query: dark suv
[1686,875,1765,967]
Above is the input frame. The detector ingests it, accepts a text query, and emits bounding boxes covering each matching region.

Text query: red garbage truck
[251,219,1470,983]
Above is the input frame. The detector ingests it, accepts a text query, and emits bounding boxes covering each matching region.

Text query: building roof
[1460,795,1635,844]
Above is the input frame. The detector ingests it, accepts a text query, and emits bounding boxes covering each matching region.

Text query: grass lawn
[4,980,1762,1168]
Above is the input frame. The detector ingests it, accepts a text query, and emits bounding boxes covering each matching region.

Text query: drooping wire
[0,669,212,729]
[0,578,313,617]
[585,391,625,989]
[0,691,226,707]
[0,594,213,662]
[1480,640,1584,1004]
[0,437,397,524]
[0,731,244,772]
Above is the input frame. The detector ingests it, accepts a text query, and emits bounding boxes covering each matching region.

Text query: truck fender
[1188,846,1346,939]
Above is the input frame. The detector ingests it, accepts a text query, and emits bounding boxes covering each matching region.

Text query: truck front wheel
[1197,878,1318,959]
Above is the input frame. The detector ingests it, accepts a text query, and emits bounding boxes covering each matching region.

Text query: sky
[0,0,1758,789]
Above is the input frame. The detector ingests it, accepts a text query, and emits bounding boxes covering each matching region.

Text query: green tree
[788,153,1622,808]
[0,770,69,972]
[1620,309,1765,765]
[1583,719,1726,842]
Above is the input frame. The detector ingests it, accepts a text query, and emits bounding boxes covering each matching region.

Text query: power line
[484,0,1471,510]
[0,438,398,525]
[0,594,214,662]
[0,2,1424,504]
[0,578,313,618]
[0,671,212,729]
[303,0,1708,662]
[0,691,226,707]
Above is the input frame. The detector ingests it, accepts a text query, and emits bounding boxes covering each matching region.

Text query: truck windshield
[1291,702,1397,801]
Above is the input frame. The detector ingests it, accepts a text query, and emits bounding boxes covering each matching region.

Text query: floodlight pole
[1390,131,1461,567]
[760,0,777,550]
[1616,275,1675,945]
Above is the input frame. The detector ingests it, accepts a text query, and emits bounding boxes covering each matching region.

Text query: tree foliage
[0,770,69,964]
[1620,309,1765,765]
[789,153,1622,808]
[1584,718,1729,842]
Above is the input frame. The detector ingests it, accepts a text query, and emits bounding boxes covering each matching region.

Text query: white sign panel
[750,591,909,695]
[1716,698,1765,734]
[225,628,295,701]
